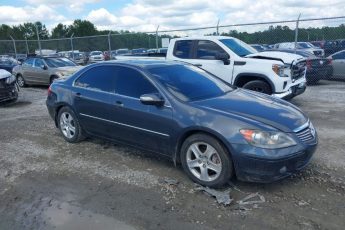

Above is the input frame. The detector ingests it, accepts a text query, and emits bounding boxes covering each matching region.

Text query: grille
[296,127,314,143]
[291,60,306,81]
[0,79,5,88]
[313,50,322,56]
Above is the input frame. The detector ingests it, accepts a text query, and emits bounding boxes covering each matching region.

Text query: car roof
[104,59,185,69]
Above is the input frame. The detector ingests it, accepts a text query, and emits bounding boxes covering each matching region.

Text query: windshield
[90,51,102,55]
[45,58,77,68]
[298,42,313,48]
[220,38,257,57]
[148,64,233,102]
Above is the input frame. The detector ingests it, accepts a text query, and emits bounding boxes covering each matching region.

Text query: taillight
[327,58,332,65]
[306,59,312,69]
[48,86,52,96]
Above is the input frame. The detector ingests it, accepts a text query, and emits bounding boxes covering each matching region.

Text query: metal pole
[155,25,160,50]
[294,13,301,54]
[25,37,29,54]
[217,19,220,35]
[35,23,42,55]
[108,31,111,59]
[70,33,74,60]
[9,35,17,59]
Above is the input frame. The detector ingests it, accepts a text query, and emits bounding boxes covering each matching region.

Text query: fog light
[279,166,287,174]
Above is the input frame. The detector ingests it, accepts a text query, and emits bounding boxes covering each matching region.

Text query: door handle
[115,101,124,107]
[75,92,81,97]
[194,63,202,67]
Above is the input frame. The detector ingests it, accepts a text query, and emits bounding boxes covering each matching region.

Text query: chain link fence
[1,16,344,83]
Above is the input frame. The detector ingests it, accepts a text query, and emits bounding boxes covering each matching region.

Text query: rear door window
[74,66,116,93]
[173,40,193,59]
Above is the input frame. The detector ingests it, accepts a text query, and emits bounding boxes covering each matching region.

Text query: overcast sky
[0,0,344,33]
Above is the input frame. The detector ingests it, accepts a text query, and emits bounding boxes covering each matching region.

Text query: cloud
[0,5,66,25]
[26,0,100,13]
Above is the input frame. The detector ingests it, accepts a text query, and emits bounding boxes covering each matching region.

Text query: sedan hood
[0,69,11,79]
[192,89,308,132]
[246,51,305,64]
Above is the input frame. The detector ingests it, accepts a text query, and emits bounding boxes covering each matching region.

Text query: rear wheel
[242,80,272,95]
[57,106,85,143]
[16,74,26,87]
[180,134,233,188]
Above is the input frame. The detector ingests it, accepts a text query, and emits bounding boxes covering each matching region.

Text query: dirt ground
[1,80,345,230]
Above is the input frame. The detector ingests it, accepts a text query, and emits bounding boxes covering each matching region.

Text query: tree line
[1,19,345,54]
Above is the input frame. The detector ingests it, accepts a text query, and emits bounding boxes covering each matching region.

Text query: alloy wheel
[59,112,76,139]
[186,142,222,182]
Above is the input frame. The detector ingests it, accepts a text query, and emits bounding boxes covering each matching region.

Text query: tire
[180,134,233,188]
[16,74,27,87]
[57,106,85,143]
[242,80,272,95]
[50,75,58,84]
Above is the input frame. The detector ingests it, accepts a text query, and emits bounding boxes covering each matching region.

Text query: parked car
[266,49,333,84]
[46,60,318,187]
[88,51,104,63]
[12,57,82,87]
[158,48,168,54]
[16,54,27,63]
[274,42,324,57]
[0,69,18,103]
[116,48,130,56]
[131,48,147,55]
[0,58,19,73]
[250,44,266,52]
[117,36,308,99]
[328,50,345,79]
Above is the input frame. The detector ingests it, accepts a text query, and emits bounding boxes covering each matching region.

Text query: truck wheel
[242,80,272,95]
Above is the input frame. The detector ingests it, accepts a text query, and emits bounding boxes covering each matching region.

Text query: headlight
[272,64,286,77]
[6,75,16,84]
[240,129,297,149]
[57,72,64,77]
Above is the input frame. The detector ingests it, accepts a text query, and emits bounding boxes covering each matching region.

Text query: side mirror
[140,93,165,106]
[41,65,48,70]
[215,53,230,65]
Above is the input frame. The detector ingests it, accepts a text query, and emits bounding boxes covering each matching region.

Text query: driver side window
[34,59,45,68]
[195,40,226,60]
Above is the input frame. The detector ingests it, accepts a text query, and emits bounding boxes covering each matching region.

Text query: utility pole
[216,19,220,35]
[35,23,42,55]
[25,37,29,54]
[9,35,17,59]
[70,33,74,60]
[294,13,301,54]
[108,31,112,59]
[155,25,160,50]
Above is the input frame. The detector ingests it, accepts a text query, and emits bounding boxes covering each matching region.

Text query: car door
[332,51,345,78]
[21,58,35,83]
[172,40,234,83]
[72,66,115,138]
[107,66,173,155]
[33,58,49,84]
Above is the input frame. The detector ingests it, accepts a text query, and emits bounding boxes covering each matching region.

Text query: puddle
[44,202,137,230]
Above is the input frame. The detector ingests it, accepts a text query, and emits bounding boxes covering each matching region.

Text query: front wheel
[57,106,85,143]
[16,75,26,87]
[180,134,233,188]
[242,80,272,95]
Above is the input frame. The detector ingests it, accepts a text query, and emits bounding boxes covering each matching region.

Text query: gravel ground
[0,80,345,230]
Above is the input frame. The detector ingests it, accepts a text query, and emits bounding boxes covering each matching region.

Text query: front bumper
[0,83,19,103]
[273,81,306,100]
[231,141,317,183]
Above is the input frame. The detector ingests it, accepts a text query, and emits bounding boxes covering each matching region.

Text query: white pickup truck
[117,36,307,99]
